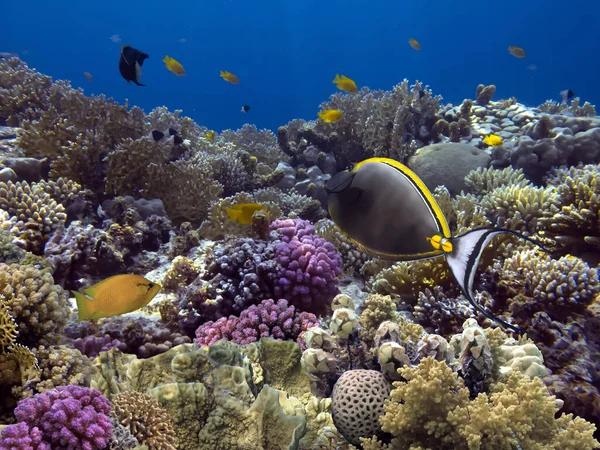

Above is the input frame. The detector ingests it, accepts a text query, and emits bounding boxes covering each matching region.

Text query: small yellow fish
[163,55,185,76]
[318,109,344,123]
[83,71,93,82]
[333,74,358,94]
[408,37,421,51]
[508,45,526,58]
[72,275,161,321]
[226,203,268,225]
[206,130,215,142]
[483,134,503,146]
[220,70,239,84]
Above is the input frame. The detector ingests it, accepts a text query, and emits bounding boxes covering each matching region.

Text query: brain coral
[331,369,391,446]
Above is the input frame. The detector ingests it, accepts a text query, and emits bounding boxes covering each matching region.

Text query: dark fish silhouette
[152,128,184,145]
[241,104,251,113]
[560,89,575,104]
[119,46,149,86]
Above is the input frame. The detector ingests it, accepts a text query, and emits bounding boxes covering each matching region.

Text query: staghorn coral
[0,180,67,253]
[0,301,18,353]
[0,263,70,346]
[112,391,177,450]
[108,417,140,450]
[219,124,284,168]
[538,97,596,117]
[414,286,474,335]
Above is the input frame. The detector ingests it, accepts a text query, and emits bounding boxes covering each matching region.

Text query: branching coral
[112,391,178,450]
[464,167,531,196]
[0,180,67,253]
[0,263,70,346]
[367,358,599,450]
[2,386,113,450]
[0,301,18,353]
[537,164,600,257]
[194,298,319,346]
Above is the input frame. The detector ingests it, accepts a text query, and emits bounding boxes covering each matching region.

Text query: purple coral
[271,219,342,314]
[194,298,319,346]
[9,385,112,450]
[0,422,50,450]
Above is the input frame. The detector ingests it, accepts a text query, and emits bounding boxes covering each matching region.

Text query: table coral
[194,298,318,347]
[5,385,112,450]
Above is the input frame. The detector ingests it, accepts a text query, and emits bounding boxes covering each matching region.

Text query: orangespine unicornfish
[324,157,548,333]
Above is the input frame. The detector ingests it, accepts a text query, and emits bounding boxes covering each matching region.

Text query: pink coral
[194,298,319,346]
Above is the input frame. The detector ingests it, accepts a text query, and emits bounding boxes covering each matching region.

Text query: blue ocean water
[3,0,599,131]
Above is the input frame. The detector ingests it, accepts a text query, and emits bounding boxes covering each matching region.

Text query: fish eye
[345,163,354,171]
[148,282,154,288]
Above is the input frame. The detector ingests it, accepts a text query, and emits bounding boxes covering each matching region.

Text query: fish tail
[446,227,548,334]
[225,207,239,223]
[163,55,170,63]
[72,291,94,321]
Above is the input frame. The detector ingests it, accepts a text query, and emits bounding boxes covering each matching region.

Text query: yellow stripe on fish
[325,157,548,334]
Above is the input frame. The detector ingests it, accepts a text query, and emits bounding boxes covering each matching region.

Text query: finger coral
[2,385,112,450]
[0,263,70,346]
[194,298,318,347]
[370,357,599,450]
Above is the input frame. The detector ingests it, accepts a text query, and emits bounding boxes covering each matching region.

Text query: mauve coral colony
[1,57,600,449]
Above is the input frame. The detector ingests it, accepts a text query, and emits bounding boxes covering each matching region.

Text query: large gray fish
[325,157,546,333]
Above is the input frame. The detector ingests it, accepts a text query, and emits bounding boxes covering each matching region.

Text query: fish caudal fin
[72,291,95,321]
[446,227,548,333]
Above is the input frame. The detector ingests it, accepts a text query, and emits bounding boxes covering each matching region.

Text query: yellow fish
[333,74,358,94]
[226,203,268,225]
[220,70,239,84]
[483,133,503,146]
[408,37,421,51]
[318,109,343,123]
[206,130,215,142]
[508,45,526,58]
[72,275,161,321]
[163,55,185,76]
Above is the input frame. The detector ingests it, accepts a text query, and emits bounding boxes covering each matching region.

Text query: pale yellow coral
[0,301,18,353]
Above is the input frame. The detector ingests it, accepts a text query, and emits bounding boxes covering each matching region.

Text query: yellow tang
[483,133,503,146]
[325,157,546,333]
[318,109,344,123]
[162,55,185,76]
[226,203,269,225]
[206,130,216,142]
[333,74,358,94]
[72,275,161,321]
[220,70,239,84]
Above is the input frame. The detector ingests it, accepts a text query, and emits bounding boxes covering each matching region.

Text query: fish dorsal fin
[446,227,548,333]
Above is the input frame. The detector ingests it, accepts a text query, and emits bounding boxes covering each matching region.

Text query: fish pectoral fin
[446,227,543,333]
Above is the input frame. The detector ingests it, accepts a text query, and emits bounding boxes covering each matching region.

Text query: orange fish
[220,70,239,84]
[408,38,421,51]
[508,45,526,58]
[72,275,161,320]
[333,74,358,94]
